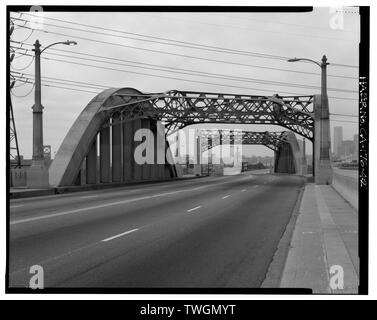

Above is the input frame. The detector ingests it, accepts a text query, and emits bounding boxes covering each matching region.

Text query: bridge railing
[332,167,358,211]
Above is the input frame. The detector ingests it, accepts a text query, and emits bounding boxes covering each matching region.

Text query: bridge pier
[314,94,332,185]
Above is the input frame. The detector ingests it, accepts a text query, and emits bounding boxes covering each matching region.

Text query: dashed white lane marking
[253,185,259,188]
[221,195,231,199]
[10,204,24,209]
[187,206,202,213]
[79,195,98,199]
[241,189,247,192]
[101,228,139,242]
[10,180,233,225]
[129,189,144,193]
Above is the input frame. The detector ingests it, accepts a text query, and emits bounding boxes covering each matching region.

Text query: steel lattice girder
[199,130,290,152]
[103,90,315,140]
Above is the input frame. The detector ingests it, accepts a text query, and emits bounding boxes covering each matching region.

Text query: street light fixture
[287,55,329,102]
[40,40,77,54]
[28,39,77,187]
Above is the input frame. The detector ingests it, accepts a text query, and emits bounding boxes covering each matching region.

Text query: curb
[9,188,56,199]
[261,182,306,288]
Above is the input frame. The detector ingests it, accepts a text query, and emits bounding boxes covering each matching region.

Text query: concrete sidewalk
[280,184,359,294]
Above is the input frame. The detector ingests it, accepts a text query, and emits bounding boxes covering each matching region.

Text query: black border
[5,5,369,295]
[358,6,369,296]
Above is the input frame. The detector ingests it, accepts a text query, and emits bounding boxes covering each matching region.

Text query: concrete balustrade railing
[331,167,358,211]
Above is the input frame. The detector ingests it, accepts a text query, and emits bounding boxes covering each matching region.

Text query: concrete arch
[49,87,160,187]
[274,131,305,175]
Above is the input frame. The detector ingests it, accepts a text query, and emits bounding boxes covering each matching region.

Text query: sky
[9,7,360,159]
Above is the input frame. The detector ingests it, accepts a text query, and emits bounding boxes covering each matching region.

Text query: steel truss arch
[198,129,291,152]
[106,90,314,140]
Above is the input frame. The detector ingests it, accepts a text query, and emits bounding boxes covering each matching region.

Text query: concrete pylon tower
[314,94,333,184]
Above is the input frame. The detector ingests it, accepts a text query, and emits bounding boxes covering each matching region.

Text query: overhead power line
[20,53,360,99]
[13,72,108,90]
[10,56,34,71]
[11,83,35,97]
[33,51,357,94]
[12,78,99,94]
[15,13,296,61]
[11,49,358,95]
[330,113,358,118]
[10,41,358,81]
[14,76,361,109]
[208,13,358,34]
[132,12,359,44]
[11,28,34,43]
[13,74,107,91]
[12,71,357,102]
[330,119,358,124]
[12,19,359,70]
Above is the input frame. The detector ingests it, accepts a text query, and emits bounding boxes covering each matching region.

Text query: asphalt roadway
[9,171,305,288]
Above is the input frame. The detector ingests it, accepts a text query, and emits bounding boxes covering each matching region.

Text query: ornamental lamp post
[288,55,332,184]
[27,39,77,188]
[32,39,77,165]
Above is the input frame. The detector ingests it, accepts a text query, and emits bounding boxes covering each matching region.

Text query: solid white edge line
[221,195,231,199]
[101,228,139,242]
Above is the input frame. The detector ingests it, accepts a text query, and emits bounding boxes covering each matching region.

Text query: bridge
[48,88,331,187]
[10,89,345,290]
[8,86,336,289]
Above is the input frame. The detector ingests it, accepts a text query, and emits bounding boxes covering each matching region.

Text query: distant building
[334,126,343,157]
[337,140,354,161]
